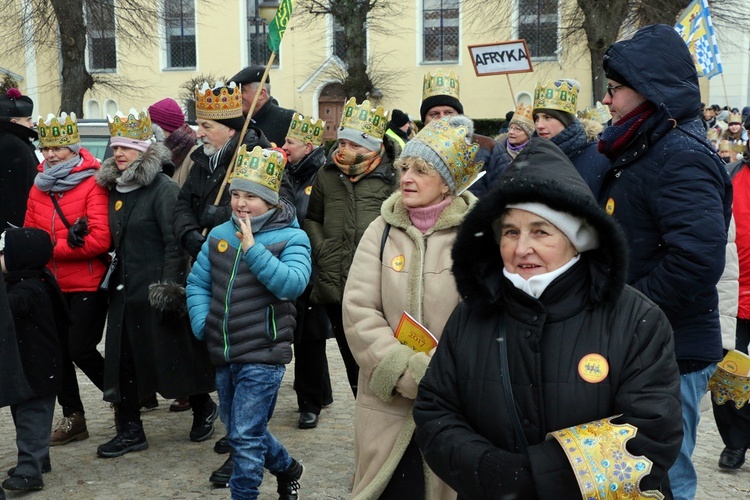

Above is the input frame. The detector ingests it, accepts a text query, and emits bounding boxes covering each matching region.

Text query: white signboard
[468,40,533,77]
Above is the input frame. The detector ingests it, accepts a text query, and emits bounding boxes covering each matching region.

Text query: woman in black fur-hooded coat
[96,142,215,438]
[413,138,683,499]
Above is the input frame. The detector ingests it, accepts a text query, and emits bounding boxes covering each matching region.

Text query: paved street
[1,341,749,499]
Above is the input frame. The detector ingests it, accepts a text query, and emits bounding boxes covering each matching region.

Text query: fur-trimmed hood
[452,137,628,309]
[96,142,173,190]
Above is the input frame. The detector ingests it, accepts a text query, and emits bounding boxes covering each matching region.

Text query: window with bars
[87,0,116,71]
[332,17,367,63]
[422,0,459,63]
[517,0,558,60]
[247,0,279,66]
[165,0,196,68]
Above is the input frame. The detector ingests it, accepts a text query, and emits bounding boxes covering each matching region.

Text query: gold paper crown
[107,108,152,140]
[408,116,482,192]
[718,139,747,154]
[287,114,326,147]
[232,145,285,196]
[709,350,750,408]
[718,139,733,152]
[513,102,534,124]
[549,416,666,499]
[578,102,612,124]
[422,69,460,102]
[195,82,243,121]
[38,112,80,148]
[534,80,580,115]
[728,113,743,124]
[707,128,721,142]
[339,97,388,140]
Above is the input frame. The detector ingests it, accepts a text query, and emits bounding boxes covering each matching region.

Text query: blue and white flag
[674,0,723,79]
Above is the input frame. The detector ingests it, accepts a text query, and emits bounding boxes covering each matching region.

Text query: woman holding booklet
[342,115,481,499]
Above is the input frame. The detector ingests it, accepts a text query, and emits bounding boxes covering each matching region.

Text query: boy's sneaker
[190,398,218,442]
[274,458,303,500]
[50,411,88,446]
[96,421,148,458]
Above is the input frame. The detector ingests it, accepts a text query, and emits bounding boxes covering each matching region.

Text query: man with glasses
[598,24,732,500]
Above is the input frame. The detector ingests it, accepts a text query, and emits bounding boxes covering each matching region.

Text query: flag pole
[720,74,729,108]
[208,52,276,224]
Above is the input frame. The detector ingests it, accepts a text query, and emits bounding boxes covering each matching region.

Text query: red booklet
[394,311,438,354]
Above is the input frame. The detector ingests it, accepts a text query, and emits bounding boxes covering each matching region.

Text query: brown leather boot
[50,412,89,446]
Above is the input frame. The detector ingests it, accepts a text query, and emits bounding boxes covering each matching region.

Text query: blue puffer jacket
[598,24,733,365]
[186,200,312,365]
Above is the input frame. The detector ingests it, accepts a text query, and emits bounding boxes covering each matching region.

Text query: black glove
[243,125,272,149]
[199,205,232,230]
[183,230,206,259]
[478,449,536,500]
[68,216,89,248]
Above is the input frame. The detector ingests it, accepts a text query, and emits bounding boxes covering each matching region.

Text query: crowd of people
[0,22,748,500]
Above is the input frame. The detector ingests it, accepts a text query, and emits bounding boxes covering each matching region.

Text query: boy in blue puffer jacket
[186,145,311,500]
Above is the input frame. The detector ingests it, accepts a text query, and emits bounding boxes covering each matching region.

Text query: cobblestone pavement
[2,341,749,499]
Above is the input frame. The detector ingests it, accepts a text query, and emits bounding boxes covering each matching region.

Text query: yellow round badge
[305,186,313,196]
[578,354,609,383]
[605,198,615,215]
[114,200,123,211]
[391,255,405,272]
[217,240,229,253]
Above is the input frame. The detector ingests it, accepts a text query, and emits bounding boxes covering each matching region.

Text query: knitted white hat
[506,202,599,252]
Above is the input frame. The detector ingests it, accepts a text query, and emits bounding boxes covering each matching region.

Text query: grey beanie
[337,127,383,152]
[229,177,279,206]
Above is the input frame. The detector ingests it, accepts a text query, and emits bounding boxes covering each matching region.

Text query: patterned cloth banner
[674,0,723,79]
[268,0,295,54]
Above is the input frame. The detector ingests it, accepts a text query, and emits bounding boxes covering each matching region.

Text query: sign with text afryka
[468,40,533,76]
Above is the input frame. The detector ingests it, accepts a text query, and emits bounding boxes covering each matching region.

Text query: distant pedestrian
[148,97,198,187]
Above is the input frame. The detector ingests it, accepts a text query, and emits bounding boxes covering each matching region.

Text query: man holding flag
[598,24,732,500]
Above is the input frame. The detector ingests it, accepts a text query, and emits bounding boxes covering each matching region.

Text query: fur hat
[148,98,185,133]
[0,88,33,118]
[0,228,52,272]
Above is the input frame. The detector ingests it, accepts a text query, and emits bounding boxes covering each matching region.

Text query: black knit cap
[420,95,464,123]
[1,228,52,272]
[390,109,410,128]
[230,66,268,85]
[0,88,33,118]
[533,108,576,129]
[603,58,632,90]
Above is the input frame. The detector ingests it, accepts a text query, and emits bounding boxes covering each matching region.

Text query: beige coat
[343,190,476,499]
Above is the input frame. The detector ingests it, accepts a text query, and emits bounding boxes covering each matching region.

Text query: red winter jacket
[24,148,111,292]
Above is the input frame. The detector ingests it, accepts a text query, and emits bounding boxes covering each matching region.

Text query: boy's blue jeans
[216,363,293,500]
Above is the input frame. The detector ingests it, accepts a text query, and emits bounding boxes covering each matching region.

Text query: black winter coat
[414,138,683,500]
[0,119,38,229]
[4,271,64,399]
[0,278,34,407]
[97,143,215,402]
[251,99,295,147]
[599,24,732,365]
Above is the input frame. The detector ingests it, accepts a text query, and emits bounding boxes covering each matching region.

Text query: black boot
[209,455,234,487]
[274,458,303,500]
[96,421,148,458]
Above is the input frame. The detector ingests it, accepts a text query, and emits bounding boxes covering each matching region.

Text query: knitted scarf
[506,138,529,159]
[549,119,587,157]
[598,102,656,160]
[35,155,96,193]
[333,146,384,183]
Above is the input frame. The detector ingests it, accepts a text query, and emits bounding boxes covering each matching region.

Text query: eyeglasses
[508,125,525,133]
[606,84,625,97]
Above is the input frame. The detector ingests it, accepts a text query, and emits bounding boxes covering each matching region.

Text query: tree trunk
[335,0,374,101]
[577,0,630,103]
[50,0,94,116]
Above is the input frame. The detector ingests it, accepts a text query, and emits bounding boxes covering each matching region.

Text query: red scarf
[597,102,656,160]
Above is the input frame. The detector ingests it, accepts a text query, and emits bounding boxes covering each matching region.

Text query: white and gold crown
[534,80,580,115]
[195,81,243,121]
[339,97,388,140]
[422,69,460,101]
[549,416,666,499]
[38,112,80,148]
[287,114,325,147]
[578,102,612,124]
[513,102,534,125]
[709,350,750,408]
[107,108,152,140]
[232,145,286,196]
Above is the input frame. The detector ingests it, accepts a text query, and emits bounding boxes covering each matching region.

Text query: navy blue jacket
[598,24,733,365]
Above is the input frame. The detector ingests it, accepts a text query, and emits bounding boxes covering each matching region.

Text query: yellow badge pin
[391,255,405,272]
[217,240,229,253]
[578,353,609,383]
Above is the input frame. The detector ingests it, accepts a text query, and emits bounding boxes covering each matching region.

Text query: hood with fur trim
[451,137,628,309]
[96,142,173,190]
